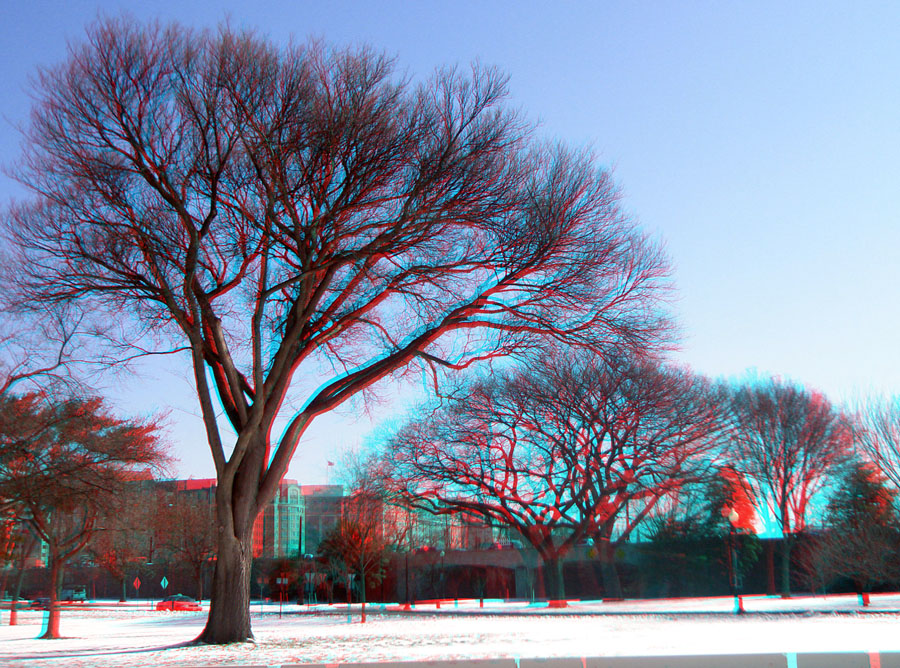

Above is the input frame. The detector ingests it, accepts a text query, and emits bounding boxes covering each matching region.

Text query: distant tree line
[368,359,900,604]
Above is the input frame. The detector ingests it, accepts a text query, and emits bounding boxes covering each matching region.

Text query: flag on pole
[327,461,334,466]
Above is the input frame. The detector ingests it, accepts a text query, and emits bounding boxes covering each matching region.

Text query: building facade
[155,478,347,560]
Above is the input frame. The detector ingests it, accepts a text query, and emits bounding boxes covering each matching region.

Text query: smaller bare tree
[856,395,900,491]
[381,351,726,603]
[88,488,153,602]
[729,377,852,597]
[320,455,410,622]
[161,495,217,601]
[0,517,37,625]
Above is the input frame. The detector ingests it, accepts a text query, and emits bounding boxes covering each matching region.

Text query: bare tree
[0,393,168,638]
[316,508,392,623]
[856,395,900,491]
[0,304,95,399]
[88,487,153,602]
[321,452,412,621]
[729,377,851,597]
[161,494,217,601]
[380,352,723,603]
[564,355,727,598]
[2,18,671,642]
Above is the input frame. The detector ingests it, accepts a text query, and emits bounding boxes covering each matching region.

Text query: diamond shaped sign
[133,576,141,590]
[160,576,169,590]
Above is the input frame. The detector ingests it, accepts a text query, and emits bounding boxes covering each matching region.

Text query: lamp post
[277,569,289,619]
[404,550,410,610]
[727,508,744,614]
[440,550,445,602]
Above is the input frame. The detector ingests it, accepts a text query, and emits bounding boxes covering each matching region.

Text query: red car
[155,594,202,612]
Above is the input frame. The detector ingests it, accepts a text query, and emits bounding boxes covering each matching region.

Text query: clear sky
[2,2,899,483]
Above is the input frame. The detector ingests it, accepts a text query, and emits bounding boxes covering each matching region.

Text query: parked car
[29,597,51,610]
[2,597,28,609]
[155,594,202,612]
[61,585,87,602]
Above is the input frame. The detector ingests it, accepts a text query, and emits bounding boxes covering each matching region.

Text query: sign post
[276,575,289,618]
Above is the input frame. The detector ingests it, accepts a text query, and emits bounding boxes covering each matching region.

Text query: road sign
[133,576,141,590]
[160,576,169,590]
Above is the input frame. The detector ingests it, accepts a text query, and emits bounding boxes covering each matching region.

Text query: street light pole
[727,508,744,615]
[404,551,410,610]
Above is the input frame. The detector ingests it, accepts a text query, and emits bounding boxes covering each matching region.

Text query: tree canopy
[0,392,167,637]
[728,376,852,596]
[3,17,671,642]
[379,351,725,600]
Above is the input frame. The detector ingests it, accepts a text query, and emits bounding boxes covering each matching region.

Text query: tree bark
[197,488,256,645]
[9,558,27,626]
[598,538,624,600]
[542,556,565,603]
[197,527,253,643]
[781,535,792,598]
[197,433,267,644]
[360,565,367,623]
[40,553,63,639]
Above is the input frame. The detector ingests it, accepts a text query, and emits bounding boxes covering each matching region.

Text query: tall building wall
[146,479,490,558]
[154,478,312,560]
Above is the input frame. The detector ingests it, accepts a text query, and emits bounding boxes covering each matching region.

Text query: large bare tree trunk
[781,535,793,598]
[598,538,624,599]
[8,559,28,626]
[40,553,63,639]
[8,536,33,626]
[542,556,566,604]
[197,445,265,644]
[198,527,253,643]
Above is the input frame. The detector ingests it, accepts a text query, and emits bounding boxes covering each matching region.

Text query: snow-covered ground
[2,594,900,667]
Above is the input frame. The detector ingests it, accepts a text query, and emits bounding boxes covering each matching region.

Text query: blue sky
[2,2,899,483]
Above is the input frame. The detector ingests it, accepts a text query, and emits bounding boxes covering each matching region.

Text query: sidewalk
[189,651,899,668]
[283,592,900,617]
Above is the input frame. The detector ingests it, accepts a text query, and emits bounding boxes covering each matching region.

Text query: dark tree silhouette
[0,393,167,638]
[565,355,727,598]
[729,377,851,597]
[317,511,393,622]
[380,352,723,603]
[644,466,761,598]
[806,460,900,602]
[3,18,670,642]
